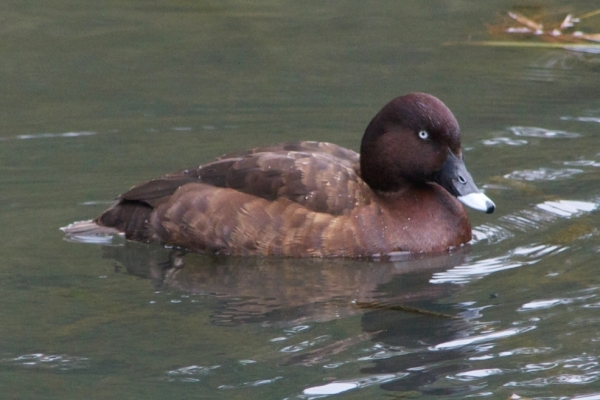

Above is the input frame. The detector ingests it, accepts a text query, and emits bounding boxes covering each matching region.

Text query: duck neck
[360,136,409,192]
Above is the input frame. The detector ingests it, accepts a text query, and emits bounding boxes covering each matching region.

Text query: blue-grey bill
[458,192,496,214]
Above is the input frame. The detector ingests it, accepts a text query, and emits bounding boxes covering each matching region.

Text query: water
[2,0,600,398]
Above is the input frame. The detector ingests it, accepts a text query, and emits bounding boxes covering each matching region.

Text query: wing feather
[116,141,370,216]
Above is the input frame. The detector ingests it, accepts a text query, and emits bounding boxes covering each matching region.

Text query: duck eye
[457,175,467,184]
[418,130,429,140]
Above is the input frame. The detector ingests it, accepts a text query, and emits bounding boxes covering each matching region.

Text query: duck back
[63,93,494,258]
[96,141,374,245]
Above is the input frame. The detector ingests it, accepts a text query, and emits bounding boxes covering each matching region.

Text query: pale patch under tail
[60,220,124,245]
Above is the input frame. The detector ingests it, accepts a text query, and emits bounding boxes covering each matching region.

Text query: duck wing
[119,141,371,216]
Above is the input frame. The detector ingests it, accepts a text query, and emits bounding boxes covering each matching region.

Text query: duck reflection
[102,243,466,323]
[101,243,474,395]
[359,283,475,396]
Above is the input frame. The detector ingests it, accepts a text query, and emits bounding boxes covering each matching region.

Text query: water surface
[2,1,600,399]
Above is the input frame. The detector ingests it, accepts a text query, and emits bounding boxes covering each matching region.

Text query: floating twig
[488,8,600,46]
[353,301,458,319]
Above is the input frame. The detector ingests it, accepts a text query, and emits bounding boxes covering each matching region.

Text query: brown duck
[62,93,495,258]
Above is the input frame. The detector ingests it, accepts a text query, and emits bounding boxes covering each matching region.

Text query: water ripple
[245,376,283,387]
[450,368,506,381]
[500,347,554,357]
[509,126,581,138]
[521,298,572,311]
[3,352,89,370]
[505,373,600,387]
[279,335,331,353]
[571,393,600,400]
[472,199,598,246]
[166,364,220,382]
[536,200,597,216]
[483,137,528,146]
[504,168,583,181]
[436,199,596,284]
[468,347,554,361]
[429,253,538,285]
[519,294,596,312]
[284,325,311,335]
[432,326,536,350]
[356,343,411,361]
[582,302,600,309]
[561,116,600,124]
[219,376,283,390]
[521,362,560,372]
[471,224,514,243]
[504,355,600,388]
[430,243,567,284]
[296,373,408,399]
[1,131,97,140]
[564,159,600,167]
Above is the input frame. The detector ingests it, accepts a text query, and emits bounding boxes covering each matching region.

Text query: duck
[62,93,495,258]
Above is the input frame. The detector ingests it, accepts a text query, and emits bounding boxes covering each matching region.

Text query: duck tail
[60,219,124,244]
[61,201,154,244]
[94,201,154,241]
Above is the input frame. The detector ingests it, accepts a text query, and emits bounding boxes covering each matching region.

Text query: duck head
[360,93,495,214]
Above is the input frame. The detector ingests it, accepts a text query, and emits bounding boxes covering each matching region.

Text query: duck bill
[432,151,495,214]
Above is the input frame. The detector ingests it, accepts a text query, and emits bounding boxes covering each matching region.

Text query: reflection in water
[66,190,600,397]
[3,0,600,397]
[102,243,468,326]
[87,186,600,397]
[102,243,481,395]
[359,302,475,395]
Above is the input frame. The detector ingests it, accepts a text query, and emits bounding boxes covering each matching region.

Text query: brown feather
[142,182,470,257]
[84,93,491,258]
[114,141,369,216]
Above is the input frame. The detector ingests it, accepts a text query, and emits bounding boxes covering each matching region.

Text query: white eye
[418,130,429,140]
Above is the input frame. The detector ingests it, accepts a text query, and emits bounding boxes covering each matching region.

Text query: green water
[2,1,600,398]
